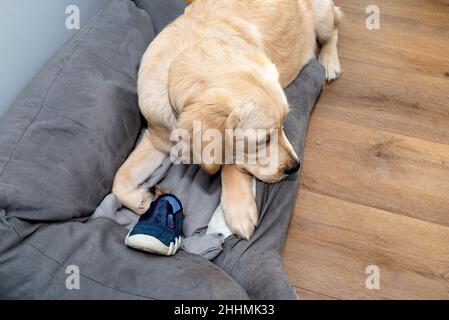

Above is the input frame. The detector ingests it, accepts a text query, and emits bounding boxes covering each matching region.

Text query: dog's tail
[333,6,344,27]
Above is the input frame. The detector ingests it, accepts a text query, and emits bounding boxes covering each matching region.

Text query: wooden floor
[282,0,449,299]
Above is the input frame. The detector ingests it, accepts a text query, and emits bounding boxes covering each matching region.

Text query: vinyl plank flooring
[283,0,449,299]
[283,191,449,299]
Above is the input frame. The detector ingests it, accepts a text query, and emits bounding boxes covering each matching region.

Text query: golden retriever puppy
[112,0,342,239]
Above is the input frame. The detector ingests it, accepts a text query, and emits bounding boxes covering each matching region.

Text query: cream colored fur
[113,0,342,240]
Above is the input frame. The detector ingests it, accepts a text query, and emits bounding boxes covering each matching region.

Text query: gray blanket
[91,157,229,259]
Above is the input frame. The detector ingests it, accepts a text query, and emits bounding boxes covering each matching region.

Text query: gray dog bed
[0,0,324,299]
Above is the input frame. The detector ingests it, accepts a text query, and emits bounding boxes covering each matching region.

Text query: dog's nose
[284,160,300,175]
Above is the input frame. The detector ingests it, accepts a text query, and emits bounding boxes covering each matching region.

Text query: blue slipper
[125,194,184,256]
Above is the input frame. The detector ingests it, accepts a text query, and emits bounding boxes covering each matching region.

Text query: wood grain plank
[335,4,449,79]
[313,58,449,146]
[283,190,449,299]
[300,116,449,226]
[294,286,338,300]
[283,0,449,301]
[337,0,449,28]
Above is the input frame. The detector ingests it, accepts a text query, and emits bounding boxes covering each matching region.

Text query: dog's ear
[227,100,258,129]
[178,102,230,175]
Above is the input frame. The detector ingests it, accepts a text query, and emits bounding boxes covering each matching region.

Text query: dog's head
[168,42,299,183]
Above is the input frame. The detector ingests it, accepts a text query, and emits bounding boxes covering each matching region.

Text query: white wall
[0,0,113,117]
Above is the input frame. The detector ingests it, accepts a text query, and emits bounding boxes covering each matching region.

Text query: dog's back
[182,0,316,86]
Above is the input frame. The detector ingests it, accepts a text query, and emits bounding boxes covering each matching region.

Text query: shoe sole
[125,234,182,256]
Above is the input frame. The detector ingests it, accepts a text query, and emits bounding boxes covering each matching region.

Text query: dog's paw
[319,50,341,82]
[222,195,259,240]
[118,187,154,215]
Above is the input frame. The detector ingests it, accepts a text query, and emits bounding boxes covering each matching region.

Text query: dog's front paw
[222,195,258,240]
[319,50,341,82]
[116,187,154,215]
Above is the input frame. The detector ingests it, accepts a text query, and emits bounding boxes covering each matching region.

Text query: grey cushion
[0,0,150,224]
[0,0,325,300]
[0,216,249,299]
[134,0,187,33]
[0,0,249,300]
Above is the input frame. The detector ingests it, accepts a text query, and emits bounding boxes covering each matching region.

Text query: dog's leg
[112,129,167,214]
[221,165,258,240]
[313,0,343,81]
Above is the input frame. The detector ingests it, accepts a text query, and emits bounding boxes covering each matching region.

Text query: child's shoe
[125,194,184,256]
